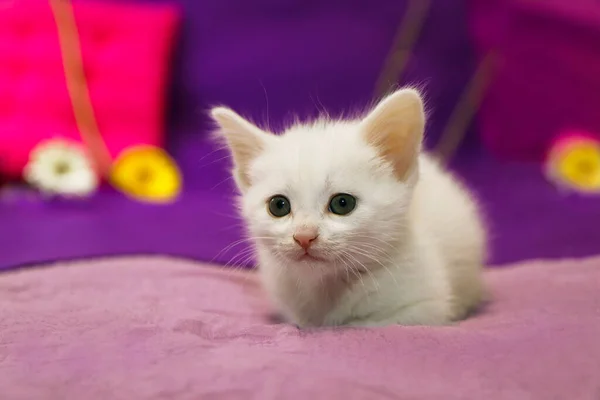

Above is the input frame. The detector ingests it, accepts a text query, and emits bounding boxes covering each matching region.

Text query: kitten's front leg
[345,299,453,327]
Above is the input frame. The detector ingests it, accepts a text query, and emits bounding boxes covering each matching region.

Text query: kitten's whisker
[351,246,391,262]
[212,236,271,262]
[344,234,399,249]
[195,144,230,164]
[350,247,400,289]
[222,244,261,268]
[345,231,401,244]
[319,265,325,293]
[337,250,368,294]
[351,242,393,256]
[210,176,234,191]
[209,209,244,220]
[236,253,258,269]
[198,153,233,169]
[218,223,246,232]
[345,241,393,260]
[343,251,380,292]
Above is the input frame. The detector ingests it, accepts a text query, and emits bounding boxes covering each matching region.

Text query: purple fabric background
[469,0,600,160]
[1,0,599,272]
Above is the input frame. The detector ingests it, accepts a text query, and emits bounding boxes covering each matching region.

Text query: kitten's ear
[211,107,271,191]
[360,88,425,181]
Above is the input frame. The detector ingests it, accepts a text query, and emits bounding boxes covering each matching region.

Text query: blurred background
[0,0,599,271]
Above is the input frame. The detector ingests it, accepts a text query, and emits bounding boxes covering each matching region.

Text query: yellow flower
[110,145,182,203]
[546,137,600,193]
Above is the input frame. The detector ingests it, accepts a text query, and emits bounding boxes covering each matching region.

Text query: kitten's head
[211,88,425,274]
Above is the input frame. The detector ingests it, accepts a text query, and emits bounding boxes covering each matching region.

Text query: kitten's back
[413,154,487,319]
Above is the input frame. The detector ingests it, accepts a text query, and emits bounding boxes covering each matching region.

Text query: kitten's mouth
[297,252,325,262]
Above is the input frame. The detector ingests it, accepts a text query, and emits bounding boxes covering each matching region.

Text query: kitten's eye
[268,195,291,217]
[328,193,356,216]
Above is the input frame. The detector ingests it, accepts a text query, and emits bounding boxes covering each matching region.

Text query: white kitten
[211,88,486,327]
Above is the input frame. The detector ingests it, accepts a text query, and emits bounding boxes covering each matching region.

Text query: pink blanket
[1,256,599,399]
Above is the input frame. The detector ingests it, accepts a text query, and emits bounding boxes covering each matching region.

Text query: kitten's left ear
[211,107,272,191]
[360,88,425,181]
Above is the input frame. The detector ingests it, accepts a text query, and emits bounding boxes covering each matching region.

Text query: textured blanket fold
[1,256,599,399]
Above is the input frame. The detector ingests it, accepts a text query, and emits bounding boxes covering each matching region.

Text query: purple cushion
[3,148,600,272]
[451,152,600,265]
[469,0,600,161]
[161,0,477,178]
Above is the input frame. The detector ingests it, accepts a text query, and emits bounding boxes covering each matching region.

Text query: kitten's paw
[390,299,453,326]
[345,299,453,327]
[450,287,488,321]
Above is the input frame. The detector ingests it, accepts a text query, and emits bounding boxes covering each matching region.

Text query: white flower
[23,139,99,197]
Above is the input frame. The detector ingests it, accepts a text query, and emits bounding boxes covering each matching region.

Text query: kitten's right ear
[211,107,271,191]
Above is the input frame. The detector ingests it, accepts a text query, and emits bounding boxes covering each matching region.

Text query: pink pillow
[0,0,179,178]
[469,0,600,161]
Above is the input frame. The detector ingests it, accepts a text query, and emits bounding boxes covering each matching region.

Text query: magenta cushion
[469,0,600,161]
[0,0,179,178]
[1,256,599,398]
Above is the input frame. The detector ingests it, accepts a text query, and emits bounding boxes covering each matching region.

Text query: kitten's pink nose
[293,227,319,250]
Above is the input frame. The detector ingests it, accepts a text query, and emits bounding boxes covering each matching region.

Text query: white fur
[212,89,486,327]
